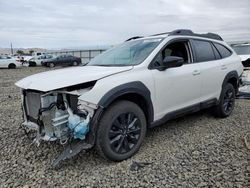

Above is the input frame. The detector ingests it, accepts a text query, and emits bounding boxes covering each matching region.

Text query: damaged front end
[20,87,99,167]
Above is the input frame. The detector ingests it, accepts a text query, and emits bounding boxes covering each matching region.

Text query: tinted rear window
[211,44,221,59]
[193,40,215,62]
[213,43,232,58]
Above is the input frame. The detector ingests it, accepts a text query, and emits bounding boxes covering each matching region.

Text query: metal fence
[47,49,107,64]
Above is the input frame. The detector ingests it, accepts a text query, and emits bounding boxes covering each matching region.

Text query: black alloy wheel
[109,112,141,154]
[96,100,147,161]
[222,88,235,114]
[214,83,235,117]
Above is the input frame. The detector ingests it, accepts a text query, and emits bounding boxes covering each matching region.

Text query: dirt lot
[0,67,249,187]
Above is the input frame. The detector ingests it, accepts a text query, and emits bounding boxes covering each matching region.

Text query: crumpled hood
[15,66,133,92]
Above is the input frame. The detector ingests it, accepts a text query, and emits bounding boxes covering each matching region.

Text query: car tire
[29,62,37,67]
[49,62,55,68]
[214,83,235,118]
[8,64,16,69]
[73,61,78,66]
[96,100,147,161]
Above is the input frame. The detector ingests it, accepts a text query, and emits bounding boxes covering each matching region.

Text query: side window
[162,48,172,58]
[211,44,221,59]
[213,43,232,58]
[192,40,215,62]
[151,40,191,68]
[162,41,191,63]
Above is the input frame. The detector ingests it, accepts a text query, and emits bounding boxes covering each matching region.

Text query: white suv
[16,29,243,165]
[231,43,250,67]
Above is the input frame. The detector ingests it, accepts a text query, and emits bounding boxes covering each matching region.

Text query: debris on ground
[244,134,250,151]
[130,161,152,171]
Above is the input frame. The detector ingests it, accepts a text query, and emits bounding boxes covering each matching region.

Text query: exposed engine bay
[20,88,98,166]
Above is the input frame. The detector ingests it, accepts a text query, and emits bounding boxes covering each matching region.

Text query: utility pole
[10,42,13,55]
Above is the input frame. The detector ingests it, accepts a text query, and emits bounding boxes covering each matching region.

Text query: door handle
[192,70,200,76]
[221,65,227,70]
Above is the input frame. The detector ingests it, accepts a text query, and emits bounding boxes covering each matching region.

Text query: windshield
[232,45,250,55]
[88,38,163,66]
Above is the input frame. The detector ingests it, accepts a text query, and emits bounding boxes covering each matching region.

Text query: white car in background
[28,54,55,66]
[231,43,250,67]
[32,52,45,56]
[0,56,20,69]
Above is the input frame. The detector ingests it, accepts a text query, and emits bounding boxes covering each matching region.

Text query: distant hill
[0,48,48,55]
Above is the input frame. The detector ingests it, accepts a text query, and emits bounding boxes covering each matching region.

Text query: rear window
[211,44,221,59]
[193,40,215,62]
[213,43,232,58]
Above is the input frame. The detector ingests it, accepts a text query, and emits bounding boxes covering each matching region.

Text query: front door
[150,39,202,120]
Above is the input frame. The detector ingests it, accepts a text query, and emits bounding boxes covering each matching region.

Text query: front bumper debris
[52,140,92,167]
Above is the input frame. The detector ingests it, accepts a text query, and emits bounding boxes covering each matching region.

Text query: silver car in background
[28,54,55,67]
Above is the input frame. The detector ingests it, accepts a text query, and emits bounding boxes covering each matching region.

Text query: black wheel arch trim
[218,70,239,105]
[222,70,238,84]
[98,81,154,124]
[222,70,239,90]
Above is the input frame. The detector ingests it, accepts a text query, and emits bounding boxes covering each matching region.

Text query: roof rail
[125,32,168,41]
[169,29,223,41]
[125,36,143,42]
[125,29,223,42]
[150,32,170,36]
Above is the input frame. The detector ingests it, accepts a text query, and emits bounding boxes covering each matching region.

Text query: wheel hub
[223,89,234,114]
[108,112,141,154]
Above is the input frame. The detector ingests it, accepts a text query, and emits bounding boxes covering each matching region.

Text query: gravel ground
[0,67,250,187]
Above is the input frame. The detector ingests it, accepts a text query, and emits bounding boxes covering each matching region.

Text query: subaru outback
[16,29,244,166]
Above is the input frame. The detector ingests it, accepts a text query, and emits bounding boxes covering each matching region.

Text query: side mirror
[158,56,184,71]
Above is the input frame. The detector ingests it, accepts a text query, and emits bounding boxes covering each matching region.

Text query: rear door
[67,55,74,65]
[213,42,234,78]
[63,55,71,66]
[190,39,224,101]
[58,55,66,65]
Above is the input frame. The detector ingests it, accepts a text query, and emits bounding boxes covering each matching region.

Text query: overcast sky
[0,0,249,49]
